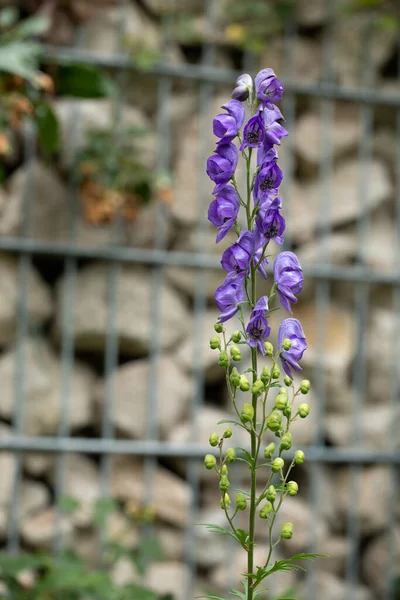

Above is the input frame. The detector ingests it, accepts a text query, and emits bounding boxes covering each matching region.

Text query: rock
[157,525,184,562]
[110,456,191,527]
[47,454,101,527]
[334,466,391,536]
[195,508,230,568]
[314,535,349,576]
[296,0,326,26]
[24,453,54,477]
[0,254,52,345]
[0,339,95,435]
[362,528,400,598]
[55,264,190,356]
[291,159,391,245]
[18,481,50,521]
[366,309,396,404]
[260,37,323,84]
[296,231,357,267]
[294,106,362,175]
[21,507,73,549]
[112,558,190,600]
[94,357,191,439]
[298,571,373,600]
[325,404,399,450]
[166,226,236,301]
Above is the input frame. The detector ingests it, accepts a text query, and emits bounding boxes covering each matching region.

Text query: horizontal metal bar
[0,436,399,463]
[43,45,400,107]
[1,236,399,285]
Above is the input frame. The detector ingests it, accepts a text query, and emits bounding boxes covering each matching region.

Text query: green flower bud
[230,345,242,361]
[218,350,229,368]
[266,485,277,503]
[240,402,254,423]
[283,405,292,418]
[263,442,275,459]
[214,322,224,334]
[251,379,265,396]
[275,393,288,410]
[236,493,247,511]
[225,448,236,463]
[279,387,288,395]
[239,375,250,392]
[282,338,292,351]
[260,365,270,384]
[298,403,310,418]
[294,450,305,465]
[284,375,293,387]
[231,330,242,343]
[267,410,282,433]
[259,502,273,519]
[287,481,298,496]
[210,336,221,350]
[204,454,216,470]
[271,364,280,379]
[221,464,228,475]
[300,379,311,394]
[230,367,241,388]
[280,432,292,451]
[271,457,284,472]
[219,474,230,492]
[281,522,293,539]
[209,432,219,447]
[223,427,233,439]
[221,493,231,509]
[264,341,274,356]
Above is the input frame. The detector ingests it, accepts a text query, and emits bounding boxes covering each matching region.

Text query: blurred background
[0,0,399,599]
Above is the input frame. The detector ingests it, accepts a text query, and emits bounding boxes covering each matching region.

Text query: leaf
[195,595,229,600]
[92,497,119,528]
[58,496,81,514]
[35,101,59,157]
[13,14,50,38]
[0,7,19,29]
[217,419,242,427]
[200,524,250,549]
[55,64,117,98]
[0,40,41,83]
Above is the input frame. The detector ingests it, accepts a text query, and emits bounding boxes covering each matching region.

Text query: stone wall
[0,1,399,599]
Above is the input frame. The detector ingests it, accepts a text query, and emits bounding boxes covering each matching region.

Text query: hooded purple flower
[232,73,253,101]
[208,185,240,243]
[257,104,288,163]
[215,273,246,323]
[221,230,254,275]
[274,251,303,313]
[255,196,286,244]
[206,142,238,194]
[255,68,284,104]
[213,100,245,143]
[240,113,265,150]
[254,161,283,203]
[246,296,271,354]
[278,318,307,378]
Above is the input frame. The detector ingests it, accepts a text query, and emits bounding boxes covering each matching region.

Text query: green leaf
[92,497,119,528]
[0,40,41,83]
[55,64,117,98]
[35,101,59,157]
[58,496,81,514]
[13,14,50,38]
[0,7,19,29]
[195,596,228,600]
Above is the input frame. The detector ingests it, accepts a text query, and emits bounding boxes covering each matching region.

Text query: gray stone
[112,558,190,600]
[157,525,184,562]
[314,535,349,576]
[362,528,400,598]
[21,506,73,549]
[296,0,326,26]
[23,453,54,478]
[0,339,95,436]
[298,571,373,600]
[55,264,190,356]
[94,356,191,439]
[261,37,323,85]
[366,309,396,404]
[0,254,52,345]
[110,456,192,527]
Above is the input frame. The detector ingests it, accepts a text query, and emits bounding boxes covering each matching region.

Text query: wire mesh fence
[0,1,399,599]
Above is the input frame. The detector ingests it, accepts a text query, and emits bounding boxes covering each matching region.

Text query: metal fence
[1,1,400,599]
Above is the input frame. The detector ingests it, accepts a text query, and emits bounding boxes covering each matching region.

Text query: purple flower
[240,114,265,150]
[274,251,303,313]
[246,296,271,354]
[257,104,288,163]
[213,100,245,142]
[232,73,253,101]
[254,161,283,203]
[221,230,254,275]
[257,74,284,104]
[206,142,238,194]
[255,196,286,244]
[208,185,240,242]
[278,318,307,378]
[215,273,246,323]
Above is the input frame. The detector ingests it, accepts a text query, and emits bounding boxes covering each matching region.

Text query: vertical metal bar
[7,123,36,553]
[345,17,375,597]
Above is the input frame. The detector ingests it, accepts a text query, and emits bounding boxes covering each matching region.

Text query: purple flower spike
[254,161,283,203]
[274,251,304,313]
[257,75,284,104]
[240,114,265,150]
[206,142,238,194]
[255,196,286,244]
[232,73,253,101]
[215,273,246,323]
[246,296,271,354]
[208,185,240,243]
[213,99,245,143]
[278,318,307,378]
[221,230,255,275]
